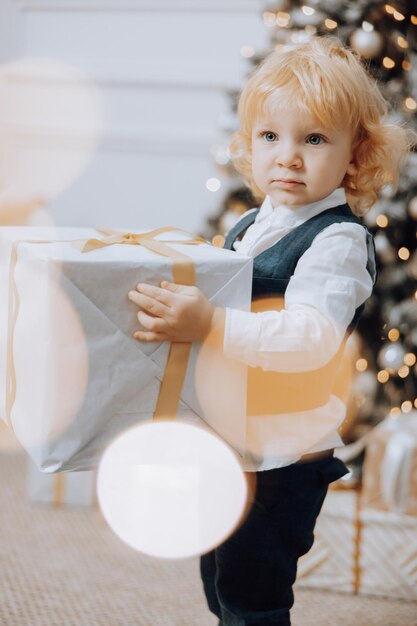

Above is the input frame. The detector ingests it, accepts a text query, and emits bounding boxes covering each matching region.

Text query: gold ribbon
[6,242,19,426]
[5,227,205,429]
[53,473,65,507]
[353,484,362,594]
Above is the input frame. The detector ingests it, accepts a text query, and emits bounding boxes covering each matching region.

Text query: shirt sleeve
[223,222,375,373]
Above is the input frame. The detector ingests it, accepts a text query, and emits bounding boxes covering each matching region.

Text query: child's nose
[274,144,302,168]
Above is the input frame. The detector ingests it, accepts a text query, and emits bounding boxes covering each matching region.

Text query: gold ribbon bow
[77,226,205,287]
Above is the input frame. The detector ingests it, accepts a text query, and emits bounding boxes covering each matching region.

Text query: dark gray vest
[224,203,376,333]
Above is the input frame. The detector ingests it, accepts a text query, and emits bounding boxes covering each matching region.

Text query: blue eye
[307,135,324,145]
[263,131,277,142]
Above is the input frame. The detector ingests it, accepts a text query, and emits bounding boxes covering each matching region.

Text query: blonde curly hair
[230,36,414,215]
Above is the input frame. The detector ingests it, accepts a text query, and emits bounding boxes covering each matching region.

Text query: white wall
[0,0,268,232]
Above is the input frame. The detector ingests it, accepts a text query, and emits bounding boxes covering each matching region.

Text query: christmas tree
[208,0,417,442]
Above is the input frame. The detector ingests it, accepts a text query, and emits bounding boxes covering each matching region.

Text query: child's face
[251,102,357,208]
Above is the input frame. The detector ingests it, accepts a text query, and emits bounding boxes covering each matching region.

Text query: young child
[128,37,412,625]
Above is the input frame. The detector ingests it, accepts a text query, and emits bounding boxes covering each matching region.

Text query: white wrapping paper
[27,459,97,507]
[0,226,253,472]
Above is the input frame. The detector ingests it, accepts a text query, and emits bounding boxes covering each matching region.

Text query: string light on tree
[377,370,390,383]
[385,5,405,21]
[383,56,396,69]
[324,18,338,30]
[240,46,255,59]
[292,5,324,27]
[398,365,410,378]
[404,353,417,366]
[276,12,291,27]
[356,358,368,372]
[263,12,277,27]
[302,5,315,16]
[376,214,389,227]
[388,328,400,342]
[390,407,401,417]
[397,35,408,49]
[405,97,417,111]
[398,246,410,260]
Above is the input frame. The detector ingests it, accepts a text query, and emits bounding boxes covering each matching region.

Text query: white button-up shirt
[224,188,375,471]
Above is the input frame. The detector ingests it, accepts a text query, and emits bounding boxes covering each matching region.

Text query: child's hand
[128,281,224,343]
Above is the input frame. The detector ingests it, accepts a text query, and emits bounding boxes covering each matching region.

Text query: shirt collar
[257,188,347,226]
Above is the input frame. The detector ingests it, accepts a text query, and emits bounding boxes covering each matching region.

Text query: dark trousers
[200,454,348,626]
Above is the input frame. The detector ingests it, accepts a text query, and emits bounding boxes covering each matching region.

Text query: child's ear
[347,141,359,176]
[346,160,358,176]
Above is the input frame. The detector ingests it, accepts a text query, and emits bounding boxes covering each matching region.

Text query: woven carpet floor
[1,445,417,625]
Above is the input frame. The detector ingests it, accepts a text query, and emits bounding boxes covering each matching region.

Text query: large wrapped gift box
[296,489,417,600]
[360,412,417,517]
[0,226,252,472]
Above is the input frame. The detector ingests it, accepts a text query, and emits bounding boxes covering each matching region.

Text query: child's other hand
[128,281,224,343]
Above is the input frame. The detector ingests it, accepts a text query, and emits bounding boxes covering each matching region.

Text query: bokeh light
[355,358,368,372]
[240,46,255,59]
[388,328,400,341]
[97,420,248,559]
[8,248,89,454]
[195,320,247,454]
[405,97,417,111]
[404,353,417,366]
[383,57,395,69]
[376,214,388,227]
[197,296,359,461]
[206,177,221,192]
[377,370,390,383]
[398,365,410,378]
[0,58,102,224]
[398,246,410,260]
